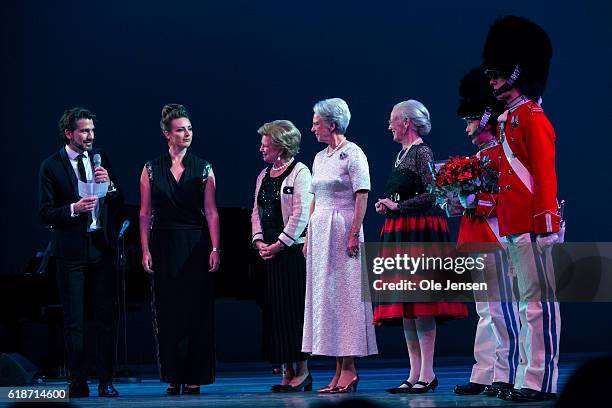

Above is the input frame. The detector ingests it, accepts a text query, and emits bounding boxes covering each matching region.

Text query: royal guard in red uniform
[482,15,562,402]
[452,67,522,398]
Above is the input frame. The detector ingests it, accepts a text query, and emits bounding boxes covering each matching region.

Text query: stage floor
[3,362,576,407]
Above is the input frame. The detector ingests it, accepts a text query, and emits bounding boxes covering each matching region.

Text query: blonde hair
[257,120,301,158]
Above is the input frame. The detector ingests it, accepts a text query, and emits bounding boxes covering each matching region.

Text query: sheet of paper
[78,181,109,198]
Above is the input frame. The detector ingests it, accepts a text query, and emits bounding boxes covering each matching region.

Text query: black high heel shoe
[279,373,312,392]
[271,378,293,392]
[317,383,339,394]
[271,383,289,392]
[331,375,359,393]
[407,377,438,394]
[272,364,294,392]
[386,380,413,394]
[183,384,200,395]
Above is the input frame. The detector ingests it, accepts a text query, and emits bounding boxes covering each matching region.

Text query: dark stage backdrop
[2,0,612,357]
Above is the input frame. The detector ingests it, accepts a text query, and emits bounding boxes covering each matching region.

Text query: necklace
[395,138,422,168]
[271,157,294,171]
[326,138,347,157]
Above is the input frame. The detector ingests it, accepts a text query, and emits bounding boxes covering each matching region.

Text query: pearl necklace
[395,138,423,168]
[271,157,294,171]
[326,138,347,157]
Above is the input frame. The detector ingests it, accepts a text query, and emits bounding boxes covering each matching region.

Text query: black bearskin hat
[457,66,504,124]
[482,15,552,99]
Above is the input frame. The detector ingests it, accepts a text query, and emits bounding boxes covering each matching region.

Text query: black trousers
[55,230,117,383]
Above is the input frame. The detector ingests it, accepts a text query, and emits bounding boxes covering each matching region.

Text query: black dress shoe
[483,381,513,397]
[407,377,438,394]
[497,387,514,400]
[69,381,90,398]
[386,380,413,394]
[98,383,119,397]
[454,382,486,395]
[506,387,556,402]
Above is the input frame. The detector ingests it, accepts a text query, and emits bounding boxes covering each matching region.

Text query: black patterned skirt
[260,244,309,364]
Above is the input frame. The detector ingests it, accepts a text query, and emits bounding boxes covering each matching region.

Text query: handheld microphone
[93,153,102,169]
[117,220,130,240]
[93,154,102,184]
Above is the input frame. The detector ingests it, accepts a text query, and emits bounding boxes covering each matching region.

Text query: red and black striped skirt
[373,211,468,325]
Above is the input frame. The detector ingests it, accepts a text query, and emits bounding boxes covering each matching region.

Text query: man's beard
[78,140,93,151]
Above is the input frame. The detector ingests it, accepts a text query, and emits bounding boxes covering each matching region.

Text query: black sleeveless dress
[146,152,215,385]
[257,161,308,364]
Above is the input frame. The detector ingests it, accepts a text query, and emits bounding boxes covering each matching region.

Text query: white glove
[557,222,566,243]
[536,233,559,254]
[458,193,477,209]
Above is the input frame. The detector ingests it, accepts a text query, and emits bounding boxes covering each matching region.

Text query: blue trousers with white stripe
[506,233,561,394]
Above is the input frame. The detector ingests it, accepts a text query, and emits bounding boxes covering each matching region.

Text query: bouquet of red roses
[428,155,499,209]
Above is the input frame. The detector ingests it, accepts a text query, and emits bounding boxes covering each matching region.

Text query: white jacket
[251,162,312,247]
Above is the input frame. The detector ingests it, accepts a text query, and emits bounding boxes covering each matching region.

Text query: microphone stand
[114,229,140,383]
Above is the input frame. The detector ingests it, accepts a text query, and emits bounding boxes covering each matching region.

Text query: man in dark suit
[38,107,123,398]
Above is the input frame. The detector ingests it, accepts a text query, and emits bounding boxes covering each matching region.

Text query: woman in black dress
[251,120,312,392]
[375,100,467,394]
[139,104,220,395]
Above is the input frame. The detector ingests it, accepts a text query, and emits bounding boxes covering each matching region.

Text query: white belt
[484,216,507,245]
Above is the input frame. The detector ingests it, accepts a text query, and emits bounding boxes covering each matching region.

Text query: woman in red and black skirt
[375,100,467,394]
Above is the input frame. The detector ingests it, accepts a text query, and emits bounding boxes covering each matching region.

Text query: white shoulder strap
[498,110,534,194]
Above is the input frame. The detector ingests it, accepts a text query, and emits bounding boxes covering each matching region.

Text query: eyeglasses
[484,69,506,80]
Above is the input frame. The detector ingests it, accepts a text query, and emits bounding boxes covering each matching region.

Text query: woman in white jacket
[251,120,313,392]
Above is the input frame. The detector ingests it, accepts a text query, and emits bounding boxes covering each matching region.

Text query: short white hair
[313,98,351,134]
[393,99,431,136]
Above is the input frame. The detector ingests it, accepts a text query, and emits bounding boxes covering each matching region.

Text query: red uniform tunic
[496,100,561,236]
[457,144,504,251]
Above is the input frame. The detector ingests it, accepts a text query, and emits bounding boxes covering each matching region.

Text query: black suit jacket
[38,147,124,259]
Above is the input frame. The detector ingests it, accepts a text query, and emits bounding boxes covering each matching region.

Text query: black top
[257,161,297,243]
[385,143,438,215]
[146,151,212,230]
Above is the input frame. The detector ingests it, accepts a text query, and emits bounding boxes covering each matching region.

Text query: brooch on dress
[339,152,347,160]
